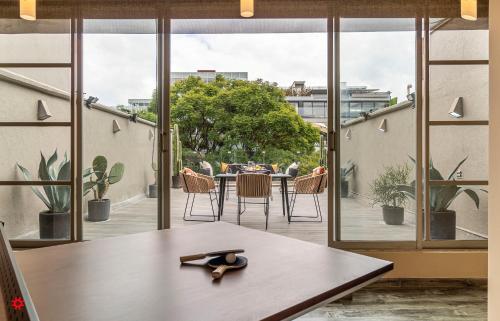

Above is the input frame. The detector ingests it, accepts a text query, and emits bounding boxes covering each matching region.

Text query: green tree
[164,75,319,159]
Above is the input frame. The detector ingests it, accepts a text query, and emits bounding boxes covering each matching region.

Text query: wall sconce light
[378,119,387,132]
[85,96,99,109]
[20,0,36,21]
[345,128,352,140]
[112,119,121,133]
[241,0,254,17]
[149,129,155,141]
[129,113,138,123]
[37,100,52,120]
[461,0,477,21]
[448,97,464,118]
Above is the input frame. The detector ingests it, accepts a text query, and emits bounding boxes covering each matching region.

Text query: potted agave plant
[370,164,411,225]
[399,156,486,239]
[17,150,70,239]
[83,156,125,222]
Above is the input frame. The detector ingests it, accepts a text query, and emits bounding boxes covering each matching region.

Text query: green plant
[83,156,125,200]
[172,124,183,175]
[398,156,486,212]
[370,164,411,208]
[17,150,71,213]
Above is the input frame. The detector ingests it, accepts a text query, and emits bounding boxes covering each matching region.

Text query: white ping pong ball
[225,253,237,264]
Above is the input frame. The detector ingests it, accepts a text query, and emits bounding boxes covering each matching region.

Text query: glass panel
[0,185,71,240]
[0,127,71,181]
[429,65,488,121]
[429,185,487,241]
[82,19,158,240]
[0,19,71,63]
[429,18,489,61]
[0,68,71,122]
[429,126,488,181]
[339,18,416,241]
[171,19,328,244]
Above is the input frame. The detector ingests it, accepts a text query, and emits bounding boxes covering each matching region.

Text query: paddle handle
[180,253,206,263]
[212,265,230,279]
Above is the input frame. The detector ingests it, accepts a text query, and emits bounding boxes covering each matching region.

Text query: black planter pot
[172,175,181,189]
[149,184,158,198]
[382,206,404,225]
[39,211,70,239]
[88,199,111,222]
[430,210,456,240]
[340,180,349,198]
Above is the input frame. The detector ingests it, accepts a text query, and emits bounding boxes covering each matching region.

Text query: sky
[83,31,415,107]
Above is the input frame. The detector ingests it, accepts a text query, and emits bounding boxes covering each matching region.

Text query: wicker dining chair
[236,173,273,230]
[289,171,328,222]
[180,170,218,222]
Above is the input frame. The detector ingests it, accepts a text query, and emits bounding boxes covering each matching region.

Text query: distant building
[171,70,248,83]
[285,81,392,124]
[128,98,151,110]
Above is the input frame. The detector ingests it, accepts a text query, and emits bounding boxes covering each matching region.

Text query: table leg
[280,178,286,217]
[283,178,291,223]
[218,178,226,221]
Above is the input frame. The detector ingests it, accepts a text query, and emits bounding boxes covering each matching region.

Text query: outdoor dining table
[215,173,292,222]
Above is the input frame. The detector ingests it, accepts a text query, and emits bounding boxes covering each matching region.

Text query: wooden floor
[299,280,487,321]
[84,188,483,242]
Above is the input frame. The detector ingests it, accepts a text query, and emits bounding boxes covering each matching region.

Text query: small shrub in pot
[370,164,411,225]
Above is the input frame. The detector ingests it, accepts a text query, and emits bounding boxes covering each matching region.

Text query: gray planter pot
[39,211,70,239]
[340,180,349,198]
[430,210,456,240]
[382,206,404,225]
[149,184,158,198]
[172,175,181,189]
[88,199,111,222]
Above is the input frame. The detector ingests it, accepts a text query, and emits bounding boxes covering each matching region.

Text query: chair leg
[265,197,269,230]
[289,193,323,223]
[237,196,242,225]
[183,193,216,222]
[209,191,216,221]
[314,194,323,222]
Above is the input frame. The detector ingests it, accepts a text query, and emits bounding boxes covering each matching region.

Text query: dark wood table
[15,223,393,321]
[216,173,292,221]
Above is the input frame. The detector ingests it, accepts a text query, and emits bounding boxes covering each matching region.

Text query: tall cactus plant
[172,124,183,175]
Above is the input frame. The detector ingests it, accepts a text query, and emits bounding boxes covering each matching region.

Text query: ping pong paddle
[179,249,245,263]
[208,255,248,279]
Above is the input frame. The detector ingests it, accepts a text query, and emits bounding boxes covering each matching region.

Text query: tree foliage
[166,75,320,159]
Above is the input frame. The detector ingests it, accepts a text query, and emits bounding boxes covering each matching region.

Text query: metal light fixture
[240,0,254,18]
[345,128,352,140]
[378,119,387,132]
[112,119,121,133]
[448,97,464,118]
[85,96,99,109]
[20,0,36,21]
[37,100,52,120]
[461,0,477,21]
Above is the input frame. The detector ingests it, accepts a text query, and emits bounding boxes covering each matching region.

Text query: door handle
[328,131,335,152]
[161,131,168,153]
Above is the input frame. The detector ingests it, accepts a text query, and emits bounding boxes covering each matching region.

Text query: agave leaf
[92,156,107,180]
[108,163,125,184]
[429,166,444,180]
[17,163,51,210]
[447,156,468,180]
[46,150,58,169]
[461,188,480,210]
[38,152,56,209]
[54,186,70,212]
[397,184,415,199]
[57,160,71,181]
[433,185,459,212]
[408,155,416,164]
